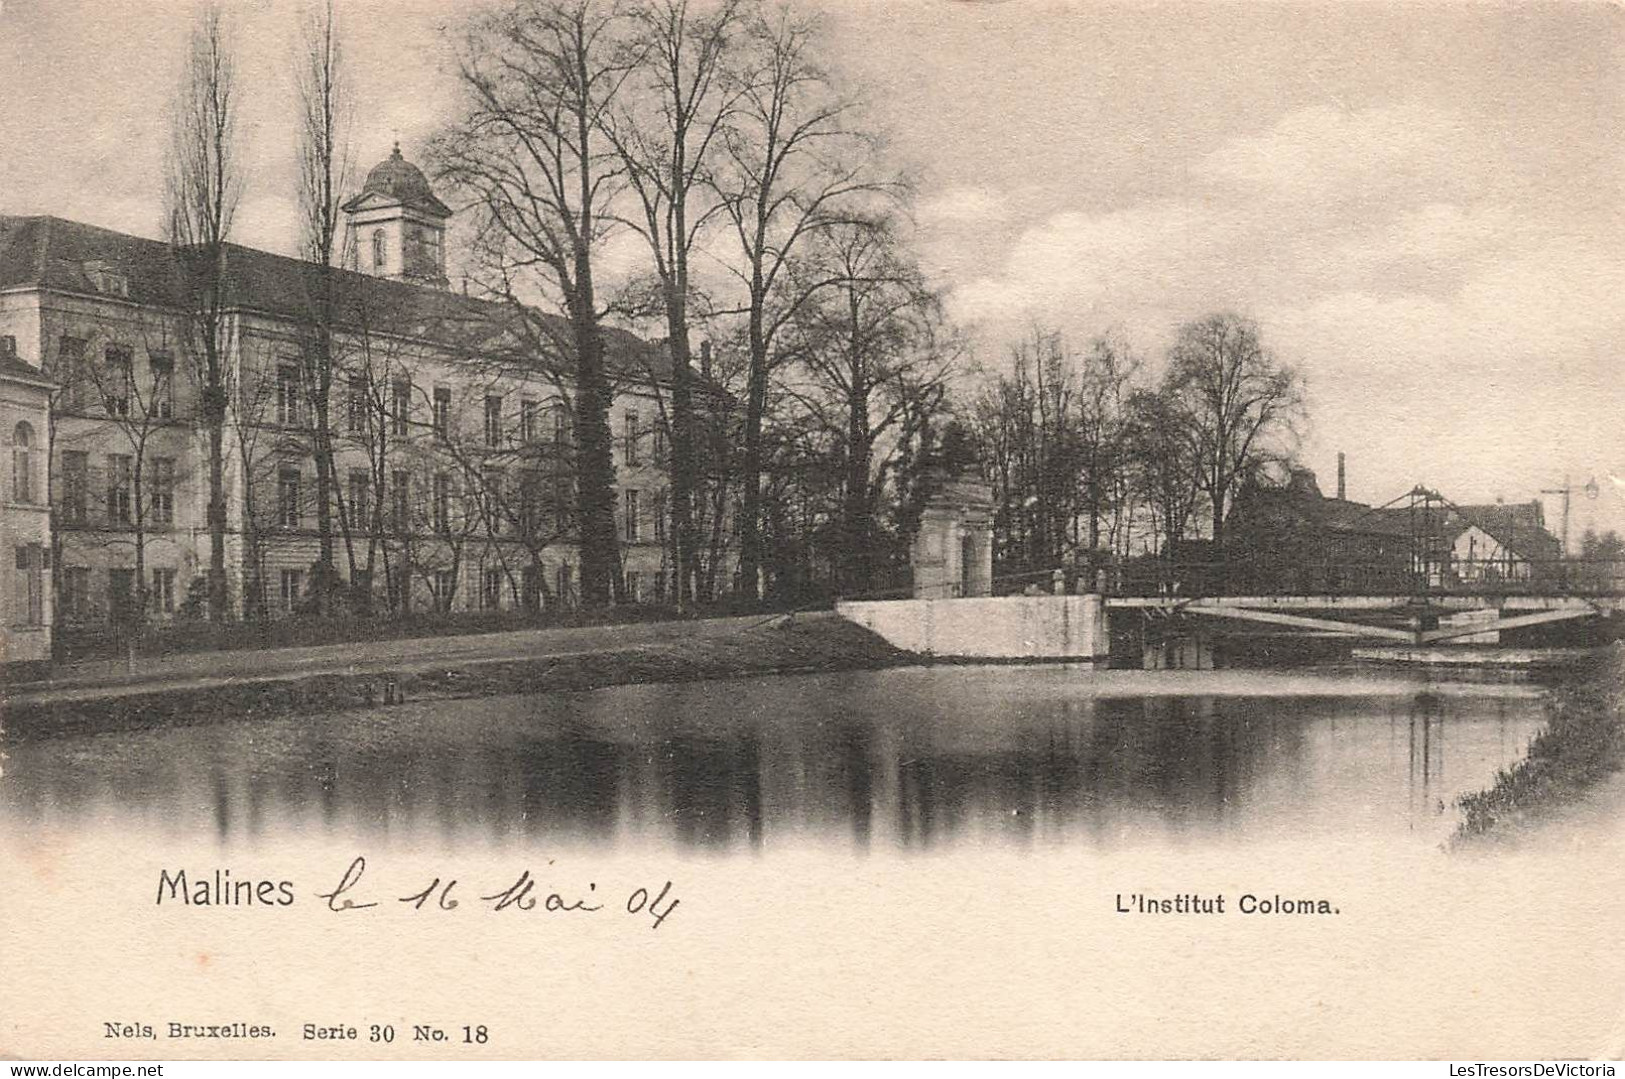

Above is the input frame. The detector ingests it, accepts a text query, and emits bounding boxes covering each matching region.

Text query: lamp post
[1539,475,1600,557]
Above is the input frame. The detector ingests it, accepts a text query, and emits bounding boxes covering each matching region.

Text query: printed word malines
[157,868,295,906]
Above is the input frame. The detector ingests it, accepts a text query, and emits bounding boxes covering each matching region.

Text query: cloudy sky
[2,0,1621,538]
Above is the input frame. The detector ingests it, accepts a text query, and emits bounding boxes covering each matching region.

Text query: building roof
[0,351,53,385]
[1447,509,1562,562]
[1229,473,1562,557]
[0,214,672,384]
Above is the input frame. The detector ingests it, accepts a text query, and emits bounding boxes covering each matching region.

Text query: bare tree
[68,324,190,634]
[784,215,955,594]
[1124,384,1202,557]
[294,0,353,612]
[1165,312,1305,544]
[165,2,240,622]
[434,0,635,607]
[711,3,890,600]
[606,0,746,606]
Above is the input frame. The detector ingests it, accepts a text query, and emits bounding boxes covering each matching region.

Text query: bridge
[1110,590,1624,646]
[837,474,1624,660]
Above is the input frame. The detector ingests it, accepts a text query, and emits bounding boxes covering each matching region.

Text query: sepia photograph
[1,0,1622,1062]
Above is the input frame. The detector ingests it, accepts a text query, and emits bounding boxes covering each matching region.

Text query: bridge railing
[1113,557,1625,599]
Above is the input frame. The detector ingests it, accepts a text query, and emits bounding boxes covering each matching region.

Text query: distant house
[1444,504,1562,585]
[1223,470,1561,594]
[1222,468,1413,593]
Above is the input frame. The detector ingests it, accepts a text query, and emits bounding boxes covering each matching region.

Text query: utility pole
[1539,475,1600,557]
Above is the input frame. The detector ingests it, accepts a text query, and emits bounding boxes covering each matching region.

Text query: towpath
[3,612,801,708]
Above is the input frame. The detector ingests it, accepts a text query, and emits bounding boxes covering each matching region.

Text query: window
[149,353,174,419]
[104,345,133,417]
[653,419,666,464]
[278,467,302,528]
[482,566,503,610]
[623,411,639,465]
[372,229,386,270]
[279,569,303,613]
[521,564,542,612]
[433,472,450,532]
[484,395,503,447]
[519,470,544,538]
[108,568,136,625]
[431,569,455,613]
[60,451,88,524]
[390,470,410,533]
[348,470,371,532]
[57,335,88,409]
[11,422,34,504]
[520,399,540,444]
[347,375,369,436]
[623,488,640,543]
[150,567,176,615]
[432,386,452,441]
[653,489,667,545]
[624,570,641,604]
[277,365,301,426]
[14,545,43,625]
[552,402,570,446]
[61,566,89,622]
[481,468,504,533]
[392,379,411,437]
[556,563,573,606]
[106,454,133,524]
[149,457,175,526]
[554,475,571,532]
[425,227,443,274]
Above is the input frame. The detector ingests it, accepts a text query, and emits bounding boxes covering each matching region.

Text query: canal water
[7,664,1620,1060]
[0,665,1548,854]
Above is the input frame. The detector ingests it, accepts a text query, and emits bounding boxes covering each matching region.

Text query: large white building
[0,147,684,649]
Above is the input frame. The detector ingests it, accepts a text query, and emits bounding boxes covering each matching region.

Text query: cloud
[917,187,1015,228]
[1198,101,1482,204]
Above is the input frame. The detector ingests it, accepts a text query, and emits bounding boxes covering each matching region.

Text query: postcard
[2,0,1622,1061]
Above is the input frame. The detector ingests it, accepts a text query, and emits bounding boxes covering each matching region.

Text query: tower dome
[356,143,449,215]
[363,145,431,203]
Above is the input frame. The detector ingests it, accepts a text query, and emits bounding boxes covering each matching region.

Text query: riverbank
[1,611,913,740]
[1454,643,1625,845]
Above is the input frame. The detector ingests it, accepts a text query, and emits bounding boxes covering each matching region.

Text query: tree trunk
[571,272,618,608]
[737,298,768,601]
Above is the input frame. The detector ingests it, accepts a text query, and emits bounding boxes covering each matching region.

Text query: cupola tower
[341,143,451,289]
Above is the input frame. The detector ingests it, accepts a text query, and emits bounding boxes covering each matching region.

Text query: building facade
[0,339,54,666]
[0,148,683,635]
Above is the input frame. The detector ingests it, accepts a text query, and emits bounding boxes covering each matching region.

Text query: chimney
[1336,452,1346,501]
[699,340,712,380]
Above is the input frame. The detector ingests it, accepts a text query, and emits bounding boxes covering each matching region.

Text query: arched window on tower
[12,421,34,504]
[372,229,386,270]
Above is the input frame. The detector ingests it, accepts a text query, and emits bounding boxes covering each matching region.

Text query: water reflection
[0,668,1544,852]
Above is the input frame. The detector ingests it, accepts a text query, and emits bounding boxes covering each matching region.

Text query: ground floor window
[624,569,641,604]
[13,544,44,625]
[60,565,89,622]
[555,563,573,607]
[522,563,542,611]
[150,567,175,614]
[431,569,455,613]
[279,569,303,613]
[482,566,503,610]
[108,568,136,625]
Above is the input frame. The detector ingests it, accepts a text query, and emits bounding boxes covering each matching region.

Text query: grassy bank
[5,614,913,740]
[1455,643,1625,843]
